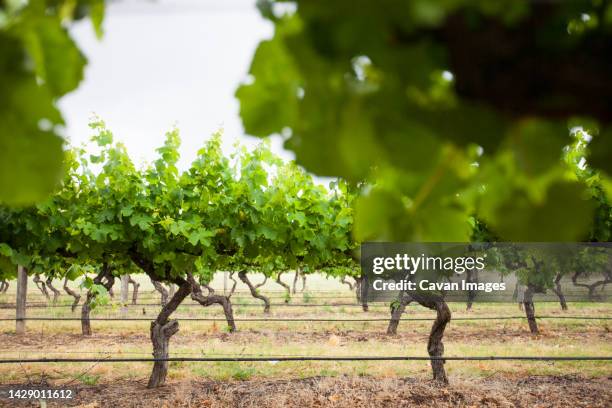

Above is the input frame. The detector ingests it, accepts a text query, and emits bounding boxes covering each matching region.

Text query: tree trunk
[551,273,568,311]
[238,271,270,313]
[16,266,27,335]
[354,276,369,311]
[152,279,169,306]
[572,271,611,301]
[228,272,238,297]
[82,264,115,336]
[148,279,192,388]
[63,278,81,312]
[128,276,140,305]
[275,272,291,303]
[355,277,362,303]
[33,274,50,301]
[188,274,236,332]
[340,276,354,290]
[387,293,411,335]
[255,275,267,289]
[168,284,176,299]
[465,269,477,311]
[0,280,7,293]
[292,269,299,294]
[301,274,307,293]
[292,267,300,295]
[120,275,129,316]
[81,298,92,336]
[45,277,61,305]
[523,285,538,334]
[362,300,369,311]
[411,292,451,384]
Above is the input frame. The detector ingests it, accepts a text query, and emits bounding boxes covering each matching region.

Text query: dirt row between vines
[2,374,611,407]
[1,324,610,350]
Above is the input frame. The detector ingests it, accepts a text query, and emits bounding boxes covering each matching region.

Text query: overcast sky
[58,0,292,170]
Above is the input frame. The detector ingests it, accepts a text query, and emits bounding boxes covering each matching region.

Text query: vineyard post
[16,265,27,335]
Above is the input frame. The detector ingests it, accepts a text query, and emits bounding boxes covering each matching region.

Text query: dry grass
[0,279,610,406]
[1,375,611,407]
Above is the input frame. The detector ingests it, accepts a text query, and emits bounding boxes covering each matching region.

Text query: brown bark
[45,277,61,304]
[128,276,140,305]
[63,278,81,312]
[551,273,568,311]
[354,276,369,311]
[387,292,411,335]
[81,299,92,336]
[152,279,169,306]
[0,280,8,293]
[255,275,267,289]
[33,274,50,301]
[572,271,612,301]
[523,285,538,334]
[465,269,477,311]
[238,271,270,313]
[340,276,354,290]
[187,273,236,332]
[82,263,115,336]
[355,277,362,303]
[228,272,238,298]
[147,278,192,388]
[411,292,452,384]
[301,274,307,293]
[292,269,299,294]
[275,272,291,303]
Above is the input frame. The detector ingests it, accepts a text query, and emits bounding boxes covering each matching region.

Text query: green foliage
[0,118,359,292]
[0,0,106,205]
[239,0,612,242]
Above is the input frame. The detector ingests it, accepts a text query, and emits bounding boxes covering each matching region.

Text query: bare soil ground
[0,323,610,350]
[1,375,611,407]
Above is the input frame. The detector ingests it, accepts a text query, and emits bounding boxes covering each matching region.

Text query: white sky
[58,0,293,170]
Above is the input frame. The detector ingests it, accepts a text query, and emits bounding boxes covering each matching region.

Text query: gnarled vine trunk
[292,269,300,294]
[128,275,140,305]
[340,276,354,290]
[45,277,61,304]
[387,292,411,335]
[523,285,538,334]
[187,274,236,332]
[81,263,115,336]
[465,269,477,311]
[63,278,81,312]
[33,274,50,301]
[411,292,452,384]
[551,273,568,311]
[228,272,238,297]
[355,276,369,312]
[152,279,169,306]
[275,272,291,303]
[238,271,270,313]
[148,279,192,388]
[0,280,8,293]
[572,271,611,301]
